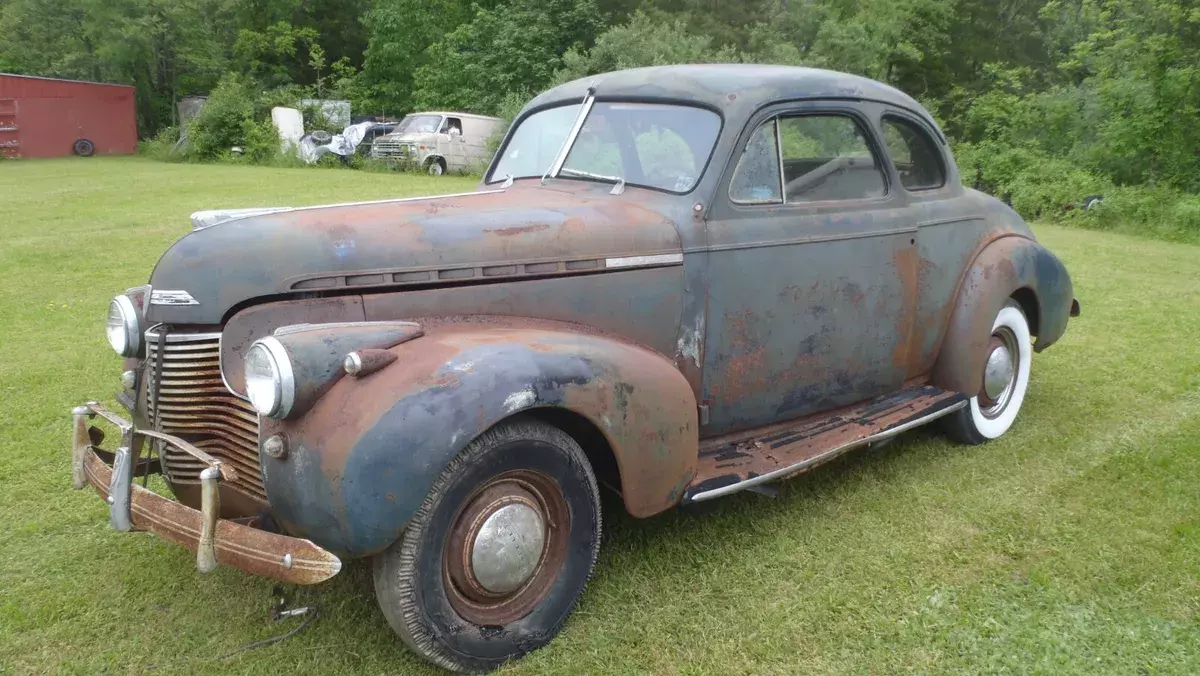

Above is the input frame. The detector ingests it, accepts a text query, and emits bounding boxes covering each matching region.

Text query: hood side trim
[190,189,508,231]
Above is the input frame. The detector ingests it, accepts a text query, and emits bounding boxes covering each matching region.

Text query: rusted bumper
[71,402,341,585]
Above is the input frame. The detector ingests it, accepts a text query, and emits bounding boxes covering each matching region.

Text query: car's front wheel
[373,419,601,673]
[943,300,1032,444]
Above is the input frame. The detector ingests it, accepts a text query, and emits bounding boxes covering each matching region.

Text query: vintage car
[75,65,1078,672]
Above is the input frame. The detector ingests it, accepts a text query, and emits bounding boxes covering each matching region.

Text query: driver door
[700,102,918,435]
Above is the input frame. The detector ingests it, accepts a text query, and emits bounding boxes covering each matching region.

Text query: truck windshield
[488,102,721,194]
[395,114,443,134]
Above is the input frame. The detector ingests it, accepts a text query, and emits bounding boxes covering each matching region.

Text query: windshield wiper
[541,80,597,185]
[559,167,626,195]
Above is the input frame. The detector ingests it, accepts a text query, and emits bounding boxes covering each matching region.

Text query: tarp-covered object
[298,120,375,164]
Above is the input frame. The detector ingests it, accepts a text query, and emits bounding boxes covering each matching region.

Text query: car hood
[146,183,684,324]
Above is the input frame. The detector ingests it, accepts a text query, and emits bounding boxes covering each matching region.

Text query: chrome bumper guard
[71,402,341,585]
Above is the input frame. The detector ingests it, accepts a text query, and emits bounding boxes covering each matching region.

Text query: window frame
[725,106,893,210]
[483,97,725,196]
[878,113,948,192]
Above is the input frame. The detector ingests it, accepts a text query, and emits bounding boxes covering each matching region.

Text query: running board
[684,386,967,503]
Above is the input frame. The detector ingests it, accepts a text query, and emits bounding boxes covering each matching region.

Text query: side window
[441,117,463,135]
[729,120,782,204]
[777,115,886,202]
[881,116,945,190]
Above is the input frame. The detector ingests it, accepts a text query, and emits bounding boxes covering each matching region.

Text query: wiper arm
[541,80,597,185]
[559,167,626,194]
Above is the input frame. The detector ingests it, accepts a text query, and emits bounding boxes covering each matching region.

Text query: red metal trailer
[0,73,137,159]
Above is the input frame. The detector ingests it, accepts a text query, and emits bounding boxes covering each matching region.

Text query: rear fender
[932,235,1074,395]
[262,325,698,557]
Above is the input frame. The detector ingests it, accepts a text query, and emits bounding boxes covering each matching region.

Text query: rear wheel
[943,300,1032,444]
[373,419,601,673]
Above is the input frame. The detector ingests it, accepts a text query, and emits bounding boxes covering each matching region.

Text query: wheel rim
[978,327,1018,418]
[428,161,442,175]
[443,469,569,625]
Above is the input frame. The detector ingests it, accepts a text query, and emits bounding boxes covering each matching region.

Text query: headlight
[244,337,294,418]
[105,295,140,357]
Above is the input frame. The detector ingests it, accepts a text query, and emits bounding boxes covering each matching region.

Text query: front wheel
[373,419,602,672]
[426,157,446,175]
[943,300,1033,444]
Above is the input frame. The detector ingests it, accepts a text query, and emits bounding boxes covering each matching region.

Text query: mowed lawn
[2,157,1199,674]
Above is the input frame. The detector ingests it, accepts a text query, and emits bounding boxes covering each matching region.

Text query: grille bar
[145,330,265,503]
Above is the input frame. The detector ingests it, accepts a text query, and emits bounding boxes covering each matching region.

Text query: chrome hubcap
[983,344,1014,400]
[470,503,546,594]
[979,327,1019,418]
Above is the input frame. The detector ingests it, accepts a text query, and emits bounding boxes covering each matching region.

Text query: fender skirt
[932,235,1074,396]
[262,326,698,558]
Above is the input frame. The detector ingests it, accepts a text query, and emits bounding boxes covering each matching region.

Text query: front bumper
[71,402,341,585]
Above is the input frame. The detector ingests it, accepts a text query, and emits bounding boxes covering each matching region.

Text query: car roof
[527,64,940,134]
[408,111,502,122]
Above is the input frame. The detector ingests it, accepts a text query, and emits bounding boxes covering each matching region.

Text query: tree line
[1,0,1197,237]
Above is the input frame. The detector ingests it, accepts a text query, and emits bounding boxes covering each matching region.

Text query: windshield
[488,102,721,193]
[395,114,443,135]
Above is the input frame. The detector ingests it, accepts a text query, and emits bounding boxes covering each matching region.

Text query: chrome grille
[144,330,265,502]
[370,137,412,158]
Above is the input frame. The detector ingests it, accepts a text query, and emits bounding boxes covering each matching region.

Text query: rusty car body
[75,65,1077,672]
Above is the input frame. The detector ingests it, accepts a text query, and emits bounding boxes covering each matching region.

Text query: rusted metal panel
[261,324,698,557]
[686,385,966,500]
[146,181,685,326]
[931,235,1074,396]
[361,266,685,360]
[221,296,366,394]
[81,449,340,585]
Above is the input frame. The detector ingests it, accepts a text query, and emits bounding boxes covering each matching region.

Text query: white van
[370,111,502,175]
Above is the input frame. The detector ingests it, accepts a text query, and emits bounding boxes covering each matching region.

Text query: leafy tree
[557,10,738,81]
[411,0,601,114]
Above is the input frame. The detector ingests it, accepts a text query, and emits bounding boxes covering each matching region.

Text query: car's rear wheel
[373,419,601,673]
[943,300,1032,444]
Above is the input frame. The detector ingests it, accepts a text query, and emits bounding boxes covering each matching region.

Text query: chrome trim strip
[188,189,508,230]
[150,289,199,306]
[545,85,596,181]
[145,329,221,343]
[605,253,684,269]
[687,399,968,502]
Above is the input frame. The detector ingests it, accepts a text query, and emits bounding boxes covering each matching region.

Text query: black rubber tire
[426,157,446,175]
[372,419,602,673]
[942,300,1032,445]
[72,138,95,157]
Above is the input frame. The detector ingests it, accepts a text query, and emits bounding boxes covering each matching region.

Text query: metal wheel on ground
[372,419,602,673]
[426,157,446,175]
[943,299,1032,444]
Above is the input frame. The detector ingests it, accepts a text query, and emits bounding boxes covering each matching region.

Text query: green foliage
[557,11,738,81]
[411,0,601,114]
[183,73,257,159]
[2,0,1195,239]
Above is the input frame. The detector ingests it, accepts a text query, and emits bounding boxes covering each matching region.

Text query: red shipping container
[0,73,137,159]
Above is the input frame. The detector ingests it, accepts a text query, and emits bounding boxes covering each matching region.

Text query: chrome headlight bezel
[106,295,141,357]
[244,336,295,419]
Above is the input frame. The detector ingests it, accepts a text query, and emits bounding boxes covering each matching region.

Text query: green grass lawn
[2,157,1199,674]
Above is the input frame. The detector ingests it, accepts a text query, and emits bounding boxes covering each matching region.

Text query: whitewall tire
[943,300,1032,444]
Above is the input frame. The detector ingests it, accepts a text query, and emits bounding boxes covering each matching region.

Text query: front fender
[262,324,698,557]
[932,235,1074,396]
